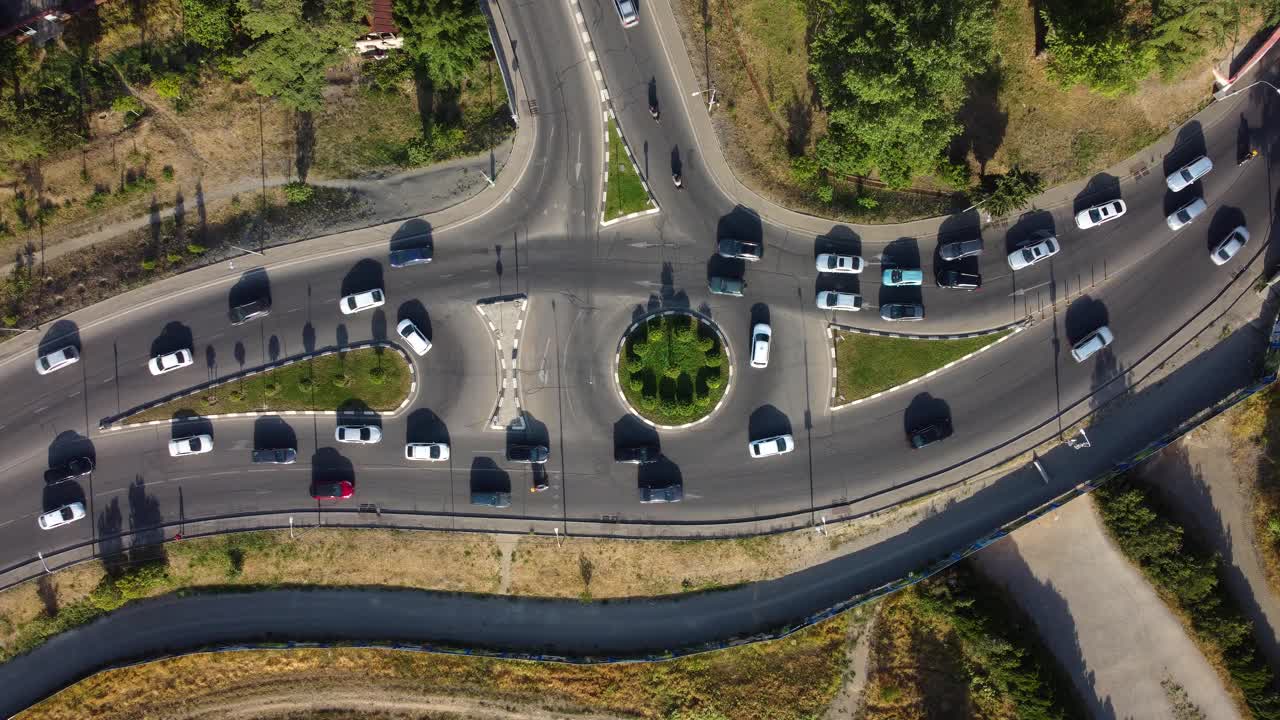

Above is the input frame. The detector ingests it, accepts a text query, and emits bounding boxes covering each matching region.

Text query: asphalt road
[0,0,1276,604]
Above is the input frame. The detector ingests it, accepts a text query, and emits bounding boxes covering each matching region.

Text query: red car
[311,480,354,500]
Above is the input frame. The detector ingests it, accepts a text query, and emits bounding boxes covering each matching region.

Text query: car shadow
[227,268,271,317]
[253,416,297,452]
[48,429,95,469]
[1207,205,1249,254]
[1063,295,1109,346]
[340,258,385,298]
[715,204,763,247]
[637,456,683,495]
[1162,120,1209,191]
[903,392,951,435]
[170,412,213,441]
[396,300,431,339]
[150,321,194,358]
[311,447,355,489]
[469,456,511,493]
[390,218,433,253]
[613,414,659,460]
[406,408,450,445]
[1005,209,1057,254]
[1072,172,1122,219]
[38,319,80,358]
[747,404,792,441]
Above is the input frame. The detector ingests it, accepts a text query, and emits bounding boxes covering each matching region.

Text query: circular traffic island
[616,311,730,428]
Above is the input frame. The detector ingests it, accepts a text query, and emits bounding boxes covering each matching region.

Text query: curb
[562,0,660,227]
[827,317,1030,341]
[612,309,733,430]
[828,320,1030,410]
[98,341,419,431]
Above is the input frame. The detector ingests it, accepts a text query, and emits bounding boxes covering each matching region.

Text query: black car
[471,490,512,508]
[716,238,763,261]
[44,457,94,484]
[615,444,660,464]
[640,483,684,504]
[507,444,550,464]
[389,246,433,268]
[938,238,983,261]
[252,448,297,464]
[936,269,981,290]
[908,419,953,449]
[230,298,271,325]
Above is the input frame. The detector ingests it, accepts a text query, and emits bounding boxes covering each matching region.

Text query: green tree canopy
[394,0,492,89]
[233,0,367,112]
[181,0,237,51]
[808,0,994,189]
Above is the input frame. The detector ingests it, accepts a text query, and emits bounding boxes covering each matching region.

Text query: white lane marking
[1009,279,1051,297]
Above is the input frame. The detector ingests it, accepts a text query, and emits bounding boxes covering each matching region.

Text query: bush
[935,159,971,190]
[140,259,157,271]
[263,381,280,397]
[297,375,314,392]
[111,95,146,123]
[162,165,175,181]
[974,166,1045,218]
[1095,478,1280,716]
[228,388,245,402]
[368,366,386,385]
[815,184,834,204]
[283,182,315,206]
[186,243,207,256]
[628,376,644,393]
[89,562,170,612]
[2,315,16,328]
[166,252,184,264]
[331,372,351,388]
[856,194,879,210]
[85,190,110,210]
[790,155,821,187]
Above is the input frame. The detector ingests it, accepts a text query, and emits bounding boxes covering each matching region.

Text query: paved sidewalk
[0,138,514,278]
[975,497,1243,720]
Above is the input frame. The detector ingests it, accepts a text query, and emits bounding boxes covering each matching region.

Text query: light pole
[0,326,35,334]
[1218,79,1280,101]
[229,244,264,257]
[691,86,718,111]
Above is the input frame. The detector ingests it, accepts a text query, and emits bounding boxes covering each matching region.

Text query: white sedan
[1211,226,1249,266]
[148,348,193,376]
[1166,197,1206,232]
[749,434,795,459]
[336,425,382,444]
[815,290,862,312]
[405,442,450,461]
[1166,155,1213,192]
[1007,234,1060,270]
[815,253,864,274]
[38,502,86,530]
[396,319,432,356]
[1075,199,1127,229]
[35,345,79,376]
[339,288,385,315]
[169,434,213,457]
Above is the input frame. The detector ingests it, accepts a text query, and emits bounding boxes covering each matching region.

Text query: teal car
[882,268,924,286]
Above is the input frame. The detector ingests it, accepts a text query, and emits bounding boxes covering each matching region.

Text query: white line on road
[1010,280,1052,297]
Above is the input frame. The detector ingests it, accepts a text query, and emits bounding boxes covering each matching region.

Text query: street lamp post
[691,86,718,111]
[1217,79,1280,101]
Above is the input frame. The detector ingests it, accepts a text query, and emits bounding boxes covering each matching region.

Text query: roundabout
[614,310,732,429]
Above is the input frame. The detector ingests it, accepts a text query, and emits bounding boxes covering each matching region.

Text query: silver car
[1166,155,1213,192]
[815,253,864,274]
[1075,199,1127,230]
[881,303,924,322]
[35,345,79,376]
[1007,234,1060,270]
[816,290,862,312]
[1210,226,1249,266]
[614,0,638,27]
[938,238,983,261]
[1166,197,1207,232]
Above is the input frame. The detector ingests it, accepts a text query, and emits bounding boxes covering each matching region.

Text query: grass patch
[862,564,1085,720]
[23,613,848,720]
[124,346,410,422]
[604,118,653,221]
[619,313,727,425]
[834,330,1010,404]
[1094,475,1280,718]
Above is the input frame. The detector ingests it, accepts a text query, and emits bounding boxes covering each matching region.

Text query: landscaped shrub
[283,182,315,206]
[368,366,386,385]
[620,313,727,424]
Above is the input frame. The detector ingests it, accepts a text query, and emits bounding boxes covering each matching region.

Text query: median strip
[832,328,1015,407]
[602,115,656,223]
[122,345,413,424]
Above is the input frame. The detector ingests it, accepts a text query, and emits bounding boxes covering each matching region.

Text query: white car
[169,434,213,457]
[1007,234,1060,270]
[355,32,403,52]
[1070,326,1115,363]
[749,323,771,369]
[613,0,638,27]
[396,319,432,356]
[1075,199,1127,229]
[339,289,385,315]
[815,290,862,312]
[148,348,193,376]
[815,253,864,274]
[336,425,382,444]
[1210,226,1249,266]
[405,442,450,461]
[35,345,79,375]
[38,502,86,530]
[749,434,794,459]
[1166,155,1213,192]
[1166,197,1207,232]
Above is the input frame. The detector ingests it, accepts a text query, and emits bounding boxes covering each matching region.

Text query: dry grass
[1218,385,1280,600]
[860,589,975,720]
[19,616,849,720]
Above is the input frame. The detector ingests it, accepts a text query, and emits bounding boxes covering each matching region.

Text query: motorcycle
[649,104,660,122]
[1240,148,1260,166]
[672,173,683,189]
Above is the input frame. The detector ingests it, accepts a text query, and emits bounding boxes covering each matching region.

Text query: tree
[808,0,993,189]
[1042,13,1155,97]
[394,0,492,89]
[233,0,367,112]
[181,0,236,52]
[974,167,1044,217]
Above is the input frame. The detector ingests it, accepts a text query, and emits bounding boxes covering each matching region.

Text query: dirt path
[822,604,879,720]
[169,685,634,720]
[974,496,1243,720]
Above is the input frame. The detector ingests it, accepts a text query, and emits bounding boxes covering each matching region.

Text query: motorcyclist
[672,172,683,189]
[649,103,660,122]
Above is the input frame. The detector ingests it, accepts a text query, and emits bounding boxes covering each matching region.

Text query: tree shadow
[294,110,315,183]
[336,323,349,349]
[303,322,316,353]
[406,408,450,445]
[268,335,281,362]
[149,321,193,358]
[648,261,689,311]
[783,87,813,156]
[371,309,387,347]
[126,475,166,567]
[341,258,384,297]
[748,404,792,441]
[253,416,297,452]
[96,497,125,576]
[950,64,1007,176]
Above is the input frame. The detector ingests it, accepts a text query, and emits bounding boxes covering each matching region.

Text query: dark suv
[640,482,683,503]
[252,448,297,464]
[389,246,433,268]
[937,269,981,291]
[507,445,550,464]
[908,419,953,449]
[44,457,94,484]
[230,298,271,325]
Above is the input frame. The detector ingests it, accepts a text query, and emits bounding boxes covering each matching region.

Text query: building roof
[367,0,398,34]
